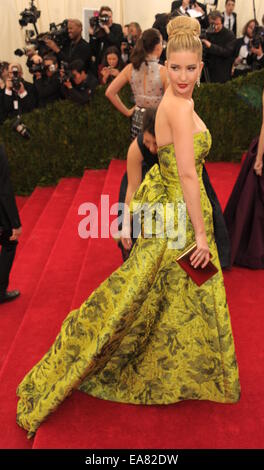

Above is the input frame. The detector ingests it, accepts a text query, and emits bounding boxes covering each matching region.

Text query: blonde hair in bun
[167,16,202,60]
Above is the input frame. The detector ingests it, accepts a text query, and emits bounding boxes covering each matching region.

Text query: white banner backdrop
[0,0,263,78]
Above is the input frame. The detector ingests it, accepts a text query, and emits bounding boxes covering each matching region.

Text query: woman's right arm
[105,64,135,117]
[168,99,210,268]
[254,91,264,176]
[120,139,143,250]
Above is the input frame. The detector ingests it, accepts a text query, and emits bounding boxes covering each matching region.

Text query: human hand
[64,80,73,89]
[254,158,263,176]
[110,68,120,77]
[9,227,22,241]
[101,24,110,34]
[120,223,133,250]
[234,57,242,66]
[34,72,42,80]
[102,67,111,76]
[202,39,211,49]
[251,45,263,57]
[5,78,13,90]
[44,38,60,53]
[127,106,136,118]
[190,233,210,269]
[32,54,43,64]
[18,82,25,94]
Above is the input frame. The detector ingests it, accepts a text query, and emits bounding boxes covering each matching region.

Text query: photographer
[99,47,124,85]
[0,62,9,90]
[1,63,37,122]
[171,1,209,29]
[34,55,62,107]
[121,22,142,64]
[62,59,98,105]
[233,19,258,77]
[246,25,264,71]
[222,0,237,37]
[202,10,236,83]
[89,6,123,74]
[44,19,93,74]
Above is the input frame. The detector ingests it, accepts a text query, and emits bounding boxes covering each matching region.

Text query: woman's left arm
[160,65,169,92]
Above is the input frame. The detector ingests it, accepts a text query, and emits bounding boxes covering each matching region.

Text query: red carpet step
[0,172,106,448]
[0,185,64,371]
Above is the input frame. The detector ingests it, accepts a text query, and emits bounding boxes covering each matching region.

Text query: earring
[196,76,201,88]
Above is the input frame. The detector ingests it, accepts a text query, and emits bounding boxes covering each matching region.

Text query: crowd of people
[0,1,264,126]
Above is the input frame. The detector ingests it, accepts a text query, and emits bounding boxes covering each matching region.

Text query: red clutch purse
[176,243,218,287]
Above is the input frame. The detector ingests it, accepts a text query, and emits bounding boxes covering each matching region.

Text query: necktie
[228,18,231,30]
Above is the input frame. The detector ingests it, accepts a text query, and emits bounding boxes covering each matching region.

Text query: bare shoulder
[124,63,133,80]
[165,96,193,124]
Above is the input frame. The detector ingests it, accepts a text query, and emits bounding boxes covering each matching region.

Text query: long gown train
[16,131,240,437]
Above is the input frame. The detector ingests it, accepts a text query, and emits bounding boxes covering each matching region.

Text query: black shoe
[0,290,20,304]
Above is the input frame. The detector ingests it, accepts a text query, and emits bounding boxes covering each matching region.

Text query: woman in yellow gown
[16,16,240,438]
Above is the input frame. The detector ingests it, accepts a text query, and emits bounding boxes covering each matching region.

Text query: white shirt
[223,13,235,31]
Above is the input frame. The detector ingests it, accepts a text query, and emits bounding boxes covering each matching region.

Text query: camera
[89,11,110,37]
[15,3,69,60]
[60,61,74,84]
[252,26,264,49]
[200,24,215,40]
[11,67,22,93]
[122,36,136,56]
[12,116,30,140]
[19,0,40,28]
[43,20,69,48]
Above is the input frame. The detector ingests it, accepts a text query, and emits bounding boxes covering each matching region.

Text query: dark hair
[242,18,259,37]
[142,108,157,136]
[43,54,58,65]
[101,46,124,70]
[99,6,112,16]
[130,28,161,70]
[0,61,9,76]
[209,11,223,22]
[225,0,235,4]
[129,22,142,36]
[69,59,86,73]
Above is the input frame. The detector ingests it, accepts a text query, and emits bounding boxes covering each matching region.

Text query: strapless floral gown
[17,131,240,437]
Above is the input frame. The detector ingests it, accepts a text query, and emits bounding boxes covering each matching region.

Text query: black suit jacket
[58,38,92,73]
[0,145,21,231]
[222,11,237,37]
[205,27,236,83]
[89,23,123,68]
[1,80,37,121]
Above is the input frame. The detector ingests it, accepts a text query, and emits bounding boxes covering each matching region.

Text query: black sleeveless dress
[118,133,231,268]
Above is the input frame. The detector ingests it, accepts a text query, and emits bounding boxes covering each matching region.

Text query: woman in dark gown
[118,109,231,268]
[224,91,264,269]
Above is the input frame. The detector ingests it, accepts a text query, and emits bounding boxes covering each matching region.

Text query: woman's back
[130,59,164,109]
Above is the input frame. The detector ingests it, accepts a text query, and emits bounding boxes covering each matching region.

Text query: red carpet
[0,160,263,449]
